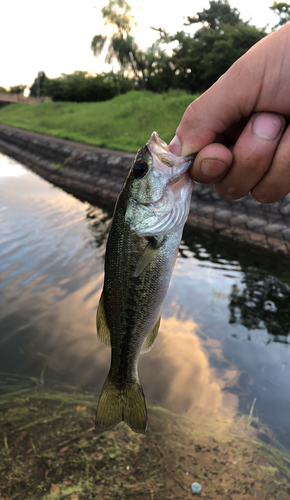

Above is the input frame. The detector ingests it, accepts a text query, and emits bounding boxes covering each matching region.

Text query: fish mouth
[147,132,196,182]
[146,132,195,205]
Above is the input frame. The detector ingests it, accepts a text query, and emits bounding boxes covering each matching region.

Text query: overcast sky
[0,0,279,89]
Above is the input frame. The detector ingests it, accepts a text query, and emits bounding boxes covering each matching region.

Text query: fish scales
[95,132,195,434]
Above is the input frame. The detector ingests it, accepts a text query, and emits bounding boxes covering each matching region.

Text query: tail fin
[95,374,148,434]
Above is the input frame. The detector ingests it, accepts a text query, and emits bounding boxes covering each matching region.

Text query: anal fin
[141,314,161,353]
[96,291,111,347]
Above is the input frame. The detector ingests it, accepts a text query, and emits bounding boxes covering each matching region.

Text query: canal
[1,151,290,450]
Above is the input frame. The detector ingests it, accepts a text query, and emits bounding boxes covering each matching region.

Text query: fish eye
[132,161,148,179]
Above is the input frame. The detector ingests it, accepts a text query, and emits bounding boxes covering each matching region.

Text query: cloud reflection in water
[139,312,238,421]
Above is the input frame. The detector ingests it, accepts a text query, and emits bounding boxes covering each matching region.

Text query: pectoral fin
[141,314,161,353]
[134,242,157,278]
[96,291,111,347]
[134,237,165,278]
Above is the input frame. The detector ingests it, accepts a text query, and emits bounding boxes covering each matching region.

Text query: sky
[0,0,279,90]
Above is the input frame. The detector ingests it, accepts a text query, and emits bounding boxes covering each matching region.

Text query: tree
[29,71,48,97]
[162,0,267,93]
[143,43,175,93]
[9,84,27,95]
[270,1,290,29]
[91,0,142,85]
[43,71,134,102]
[173,24,266,92]
[91,0,169,89]
[184,0,243,29]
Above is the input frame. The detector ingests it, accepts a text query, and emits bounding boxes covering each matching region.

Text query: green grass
[0,90,199,152]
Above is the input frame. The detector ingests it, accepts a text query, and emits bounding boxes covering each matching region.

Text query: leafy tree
[9,84,26,95]
[91,0,169,89]
[0,86,8,94]
[91,0,132,63]
[184,0,243,29]
[171,23,266,92]
[270,1,290,28]
[30,71,48,97]
[91,0,141,85]
[43,71,134,102]
[144,44,176,93]
[159,0,267,93]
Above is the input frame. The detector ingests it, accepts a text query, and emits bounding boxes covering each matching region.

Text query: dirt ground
[0,378,290,500]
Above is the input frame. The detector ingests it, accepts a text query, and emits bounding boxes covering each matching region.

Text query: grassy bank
[0,91,198,153]
[1,373,290,500]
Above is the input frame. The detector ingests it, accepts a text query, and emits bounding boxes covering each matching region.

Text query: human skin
[169,23,290,203]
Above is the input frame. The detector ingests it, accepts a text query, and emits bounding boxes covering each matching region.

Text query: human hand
[169,23,290,203]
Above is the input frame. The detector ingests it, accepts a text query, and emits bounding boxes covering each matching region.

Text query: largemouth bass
[95,132,195,434]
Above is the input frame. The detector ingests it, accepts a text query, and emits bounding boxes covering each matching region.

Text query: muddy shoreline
[1,123,290,254]
[1,375,290,500]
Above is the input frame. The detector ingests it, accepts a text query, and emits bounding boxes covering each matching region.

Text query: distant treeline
[36,71,135,103]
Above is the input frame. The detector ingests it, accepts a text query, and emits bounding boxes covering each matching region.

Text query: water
[1,152,290,449]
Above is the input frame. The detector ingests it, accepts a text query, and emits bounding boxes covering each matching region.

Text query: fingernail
[200,158,228,177]
[169,135,181,155]
[252,113,283,140]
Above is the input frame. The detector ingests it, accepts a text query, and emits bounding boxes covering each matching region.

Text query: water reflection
[229,276,290,343]
[141,314,236,420]
[1,153,290,450]
[86,205,112,253]
[182,224,290,344]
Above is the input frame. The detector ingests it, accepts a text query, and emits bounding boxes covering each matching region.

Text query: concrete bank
[1,123,290,254]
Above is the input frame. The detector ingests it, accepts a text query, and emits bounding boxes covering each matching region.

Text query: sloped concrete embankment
[1,124,290,254]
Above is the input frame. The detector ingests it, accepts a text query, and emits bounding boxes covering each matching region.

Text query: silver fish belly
[95,132,195,434]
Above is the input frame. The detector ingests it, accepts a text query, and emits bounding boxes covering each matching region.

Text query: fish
[95,131,195,434]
